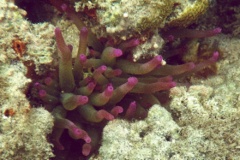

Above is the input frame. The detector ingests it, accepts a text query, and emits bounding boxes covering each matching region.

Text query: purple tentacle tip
[113,49,123,57]
[128,77,138,86]
[77,95,88,105]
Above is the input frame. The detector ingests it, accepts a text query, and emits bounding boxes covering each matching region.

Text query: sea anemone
[31,26,219,158]
[30,2,221,159]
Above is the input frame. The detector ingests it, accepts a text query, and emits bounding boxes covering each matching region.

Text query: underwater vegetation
[27,1,222,159]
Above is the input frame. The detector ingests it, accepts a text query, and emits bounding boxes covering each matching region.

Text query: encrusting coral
[0,63,54,160]
[0,1,55,159]
[92,104,181,160]
[74,0,210,41]
[0,0,55,75]
[28,2,222,158]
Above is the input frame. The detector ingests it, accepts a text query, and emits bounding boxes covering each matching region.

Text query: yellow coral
[167,0,209,27]
[134,0,174,31]
[76,0,210,40]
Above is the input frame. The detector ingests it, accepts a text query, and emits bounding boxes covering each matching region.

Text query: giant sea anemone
[30,2,221,159]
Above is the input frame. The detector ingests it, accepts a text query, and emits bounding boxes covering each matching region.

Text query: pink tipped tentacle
[96,110,115,121]
[104,68,122,78]
[150,62,196,76]
[61,93,88,110]
[177,51,219,78]
[44,77,59,89]
[90,84,114,106]
[82,143,92,156]
[190,51,219,72]
[77,104,114,122]
[79,76,93,86]
[108,77,138,105]
[101,47,123,66]
[83,58,104,68]
[111,106,124,118]
[68,125,91,143]
[49,0,103,51]
[76,82,96,96]
[34,82,59,97]
[163,27,222,39]
[38,89,60,104]
[157,76,173,82]
[137,76,173,84]
[55,27,72,60]
[55,120,91,143]
[118,38,140,51]
[89,49,101,57]
[92,65,109,85]
[116,55,163,75]
[73,27,89,82]
[52,106,91,143]
[55,27,75,92]
[131,81,176,94]
[79,54,87,63]
[78,27,88,55]
[125,101,137,119]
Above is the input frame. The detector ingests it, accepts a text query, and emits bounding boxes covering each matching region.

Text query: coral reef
[25,1,219,159]
[1,0,239,159]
